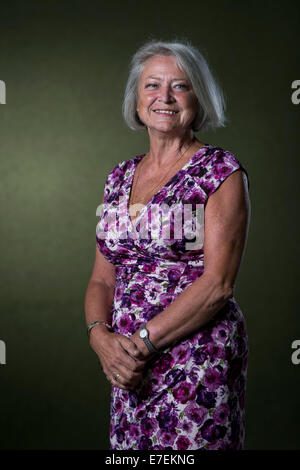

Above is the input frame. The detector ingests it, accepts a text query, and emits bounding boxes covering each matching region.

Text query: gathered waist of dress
[113,257,204,284]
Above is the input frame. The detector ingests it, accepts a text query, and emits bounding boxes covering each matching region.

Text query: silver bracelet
[87,320,112,338]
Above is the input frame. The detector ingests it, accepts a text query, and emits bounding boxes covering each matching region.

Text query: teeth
[154,110,177,114]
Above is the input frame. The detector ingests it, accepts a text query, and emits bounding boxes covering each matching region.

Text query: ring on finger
[113,372,121,381]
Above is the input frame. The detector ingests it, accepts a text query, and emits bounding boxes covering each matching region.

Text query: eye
[145,83,158,88]
[175,83,188,89]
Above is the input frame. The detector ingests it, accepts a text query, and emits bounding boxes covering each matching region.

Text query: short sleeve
[102,160,128,204]
[96,162,121,224]
[102,164,119,203]
[96,160,127,247]
[201,149,250,198]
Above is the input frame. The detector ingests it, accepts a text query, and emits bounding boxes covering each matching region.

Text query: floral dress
[96,143,250,450]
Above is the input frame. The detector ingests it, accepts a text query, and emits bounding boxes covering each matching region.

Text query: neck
[146,128,197,169]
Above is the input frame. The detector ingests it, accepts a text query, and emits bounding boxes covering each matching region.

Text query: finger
[102,335,145,373]
[118,350,146,371]
[115,363,144,385]
[110,374,132,391]
[126,347,145,362]
[119,336,142,360]
[116,343,144,371]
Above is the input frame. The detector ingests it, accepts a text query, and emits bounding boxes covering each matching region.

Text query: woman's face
[136,55,198,134]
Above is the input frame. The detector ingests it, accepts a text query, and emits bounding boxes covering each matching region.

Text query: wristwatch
[139,323,159,353]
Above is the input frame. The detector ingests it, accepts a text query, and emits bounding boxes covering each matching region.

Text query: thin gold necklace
[130,138,196,209]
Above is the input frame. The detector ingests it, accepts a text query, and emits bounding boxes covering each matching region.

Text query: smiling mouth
[153,109,179,115]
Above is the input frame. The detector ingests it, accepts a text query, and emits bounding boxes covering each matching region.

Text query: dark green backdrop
[1,0,299,450]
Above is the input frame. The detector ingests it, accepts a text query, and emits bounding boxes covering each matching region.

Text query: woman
[85,39,251,450]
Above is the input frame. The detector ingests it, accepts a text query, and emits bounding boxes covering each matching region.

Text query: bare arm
[84,243,116,337]
[84,192,118,336]
[130,169,251,358]
[85,195,147,390]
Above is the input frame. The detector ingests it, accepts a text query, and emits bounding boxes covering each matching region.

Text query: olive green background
[0,0,299,450]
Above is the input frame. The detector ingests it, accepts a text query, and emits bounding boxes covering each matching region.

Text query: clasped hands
[91,327,158,391]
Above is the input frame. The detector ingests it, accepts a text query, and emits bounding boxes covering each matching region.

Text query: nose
[158,84,175,103]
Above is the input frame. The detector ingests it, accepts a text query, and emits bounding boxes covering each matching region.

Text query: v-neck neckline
[127,142,211,231]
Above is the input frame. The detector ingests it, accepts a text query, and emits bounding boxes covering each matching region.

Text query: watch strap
[140,323,159,353]
[144,335,156,352]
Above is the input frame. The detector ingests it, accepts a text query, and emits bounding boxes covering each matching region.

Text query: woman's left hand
[111,331,158,391]
[129,330,158,362]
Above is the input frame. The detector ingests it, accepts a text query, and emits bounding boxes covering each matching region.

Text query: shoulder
[103,154,142,202]
[105,155,137,182]
[200,145,250,197]
[107,158,130,178]
[202,145,243,170]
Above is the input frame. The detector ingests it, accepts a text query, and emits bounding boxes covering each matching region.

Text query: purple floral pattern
[96,143,249,450]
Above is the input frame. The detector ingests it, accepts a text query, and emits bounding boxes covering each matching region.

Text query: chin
[149,123,180,133]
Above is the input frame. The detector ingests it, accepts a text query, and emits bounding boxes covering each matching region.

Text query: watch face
[140,328,147,339]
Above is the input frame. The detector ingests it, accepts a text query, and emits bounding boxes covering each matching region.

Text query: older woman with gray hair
[85,39,250,450]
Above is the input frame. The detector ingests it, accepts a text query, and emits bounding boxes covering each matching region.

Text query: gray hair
[122,39,227,133]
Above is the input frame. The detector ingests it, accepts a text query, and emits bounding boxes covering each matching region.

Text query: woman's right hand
[89,326,147,390]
